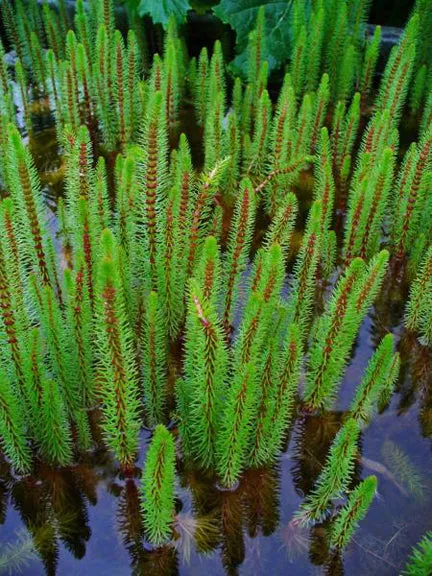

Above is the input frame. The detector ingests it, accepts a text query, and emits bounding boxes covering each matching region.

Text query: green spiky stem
[141,425,175,545]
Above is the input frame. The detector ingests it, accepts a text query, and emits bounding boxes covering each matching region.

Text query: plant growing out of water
[5,125,56,288]
[303,251,389,411]
[216,362,257,487]
[405,244,432,345]
[0,2,431,570]
[141,424,176,546]
[329,475,377,550]
[285,200,323,336]
[39,379,73,467]
[250,322,302,467]
[181,280,227,469]
[349,334,400,425]
[294,419,360,525]
[392,127,432,259]
[142,291,168,428]
[403,531,432,576]
[95,229,141,472]
[0,369,31,474]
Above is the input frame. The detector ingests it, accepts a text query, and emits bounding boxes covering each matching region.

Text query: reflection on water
[0,97,431,576]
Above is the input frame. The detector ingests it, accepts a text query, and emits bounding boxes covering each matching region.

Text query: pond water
[0,94,431,576]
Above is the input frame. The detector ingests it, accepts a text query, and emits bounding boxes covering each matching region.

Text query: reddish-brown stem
[18,159,50,285]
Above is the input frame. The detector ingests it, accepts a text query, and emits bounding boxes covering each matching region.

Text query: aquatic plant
[285,200,322,336]
[250,322,302,466]
[381,440,426,501]
[141,425,176,546]
[329,475,377,550]
[39,379,73,467]
[295,419,360,525]
[392,127,432,259]
[343,148,395,261]
[181,280,227,469]
[142,291,168,427]
[403,531,432,576]
[0,529,37,575]
[349,334,399,425]
[222,178,256,332]
[216,362,257,488]
[375,12,418,125]
[360,26,381,105]
[63,263,94,408]
[5,126,56,288]
[0,4,430,571]
[304,251,389,411]
[278,520,309,562]
[0,369,31,475]
[405,244,432,346]
[95,229,141,471]
[173,512,220,565]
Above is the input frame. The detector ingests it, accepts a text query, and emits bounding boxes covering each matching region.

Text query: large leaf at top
[213,0,293,57]
[213,0,297,72]
[190,0,220,14]
[137,0,192,28]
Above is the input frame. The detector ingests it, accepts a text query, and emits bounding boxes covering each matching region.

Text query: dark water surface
[0,96,431,576]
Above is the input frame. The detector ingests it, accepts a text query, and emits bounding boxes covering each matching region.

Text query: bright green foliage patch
[295,419,360,525]
[0,0,431,564]
[403,531,432,576]
[137,0,192,28]
[330,475,377,550]
[349,334,399,425]
[141,424,176,545]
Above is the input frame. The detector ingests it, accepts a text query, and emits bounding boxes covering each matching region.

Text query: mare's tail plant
[349,334,399,425]
[181,281,227,469]
[329,475,377,550]
[304,250,389,410]
[40,379,73,467]
[216,362,257,488]
[141,424,176,546]
[0,4,430,560]
[142,291,168,428]
[403,531,432,576]
[222,178,256,332]
[95,229,140,471]
[294,419,360,525]
[405,244,432,346]
[250,322,302,467]
[0,368,31,474]
[285,200,322,337]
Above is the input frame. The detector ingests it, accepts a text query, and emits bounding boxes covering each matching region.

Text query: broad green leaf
[214,0,303,74]
[190,0,219,14]
[137,0,192,28]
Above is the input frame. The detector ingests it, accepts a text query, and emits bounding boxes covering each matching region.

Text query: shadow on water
[0,92,431,576]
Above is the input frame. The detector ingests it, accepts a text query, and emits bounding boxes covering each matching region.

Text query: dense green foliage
[0,0,430,566]
[141,424,176,545]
